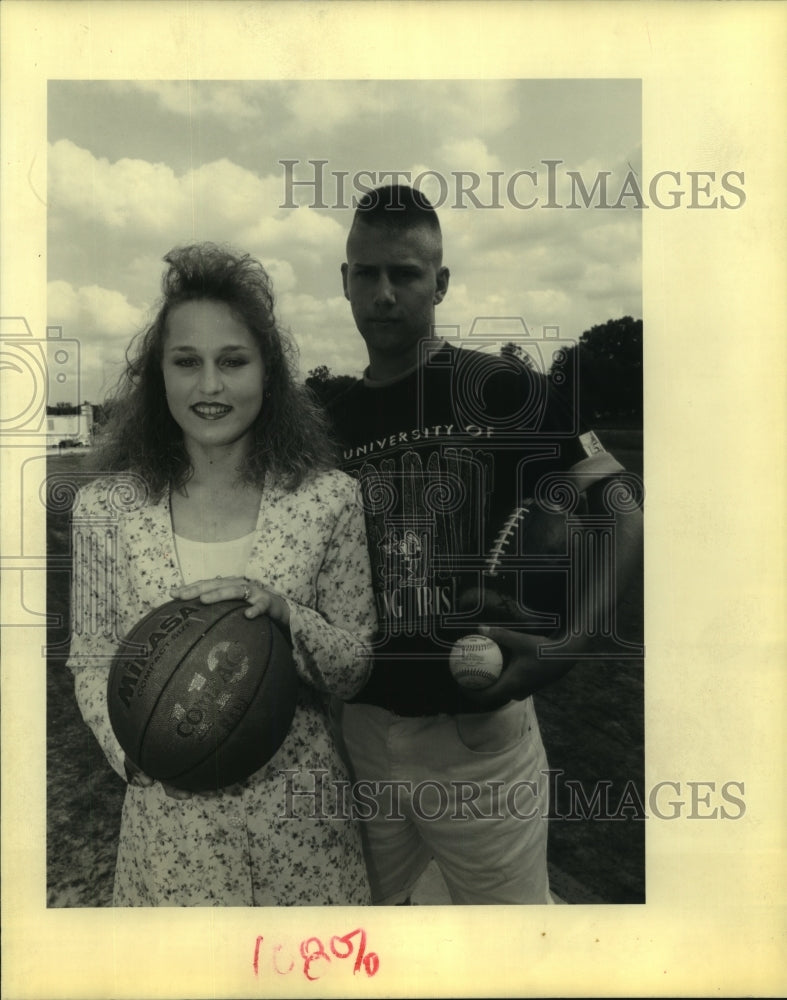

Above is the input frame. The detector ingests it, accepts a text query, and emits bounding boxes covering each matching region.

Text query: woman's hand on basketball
[171,577,291,626]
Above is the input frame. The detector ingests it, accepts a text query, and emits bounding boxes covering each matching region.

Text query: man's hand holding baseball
[460,625,575,710]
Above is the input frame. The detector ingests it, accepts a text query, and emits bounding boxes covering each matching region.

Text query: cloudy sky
[47,79,641,404]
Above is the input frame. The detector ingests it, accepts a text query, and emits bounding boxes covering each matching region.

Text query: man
[328,184,643,905]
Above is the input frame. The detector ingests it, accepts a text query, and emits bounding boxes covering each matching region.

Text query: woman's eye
[174,357,199,367]
[222,357,247,368]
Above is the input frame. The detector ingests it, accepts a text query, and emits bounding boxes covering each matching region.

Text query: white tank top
[174,531,256,584]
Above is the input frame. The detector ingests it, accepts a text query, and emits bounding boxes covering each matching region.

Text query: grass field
[46,435,644,906]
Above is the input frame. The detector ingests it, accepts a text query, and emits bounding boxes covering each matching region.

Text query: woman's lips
[191,403,233,419]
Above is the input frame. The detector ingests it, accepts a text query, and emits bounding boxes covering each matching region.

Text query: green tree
[555,317,642,424]
[304,366,358,406]
[500,341,536,370]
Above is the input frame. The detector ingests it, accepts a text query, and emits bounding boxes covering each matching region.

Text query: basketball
[107,598,299,792]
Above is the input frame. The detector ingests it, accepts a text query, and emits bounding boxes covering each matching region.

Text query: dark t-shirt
[328,343,606,715]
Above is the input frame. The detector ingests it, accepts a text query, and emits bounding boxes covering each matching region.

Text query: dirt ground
[46,435,644,907]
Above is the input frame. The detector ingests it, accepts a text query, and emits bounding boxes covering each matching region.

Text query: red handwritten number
[252,936,264,977]
[254,929,379,980]
[364,945,381,978]
[272,944,295,976]
[330,927,380,977]
[300,936,330,982]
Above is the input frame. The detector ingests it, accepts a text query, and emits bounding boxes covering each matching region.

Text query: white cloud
[48,280,144,341]
[48,141,347,297]
[277,293,365,377]
[577,258,641,304]
[283,82,383,134]
[423,81,519,135]
[188,159,283,230]
[262,258,296,295]
[437,137,502,177]
[120,80,520,140]
[125,82,263,124]
[580,218,641,257]
[242,204,345,255]
[47,280,146,401]
[49,142,289,242]
[49,139,189,234]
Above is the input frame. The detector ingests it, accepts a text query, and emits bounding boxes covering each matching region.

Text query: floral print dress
[66,468,376,906]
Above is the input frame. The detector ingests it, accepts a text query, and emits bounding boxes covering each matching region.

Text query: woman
[67,243,375,906]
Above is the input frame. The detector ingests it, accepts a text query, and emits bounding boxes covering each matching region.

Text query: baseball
[449,635,504,689]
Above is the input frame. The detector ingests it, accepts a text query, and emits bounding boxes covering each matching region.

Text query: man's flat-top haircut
[352,184,442,236]
[349,185,444,268]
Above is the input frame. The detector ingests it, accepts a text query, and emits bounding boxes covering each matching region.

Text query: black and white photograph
[2,2,784,998]
[44,77,645,912]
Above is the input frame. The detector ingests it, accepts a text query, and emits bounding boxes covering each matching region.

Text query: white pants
[336,697,554,905]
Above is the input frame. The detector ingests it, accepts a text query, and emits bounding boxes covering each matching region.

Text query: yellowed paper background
[2,1,785,997]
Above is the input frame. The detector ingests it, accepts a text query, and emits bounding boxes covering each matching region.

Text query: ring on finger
[242,581,251,602]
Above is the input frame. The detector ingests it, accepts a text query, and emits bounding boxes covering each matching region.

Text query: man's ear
[341,262,350,301]
[434,265,450,305]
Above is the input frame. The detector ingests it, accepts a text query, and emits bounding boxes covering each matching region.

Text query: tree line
[306,316,643,425]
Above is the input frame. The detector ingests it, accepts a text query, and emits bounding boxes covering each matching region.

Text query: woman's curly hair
[92,243,336,495]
